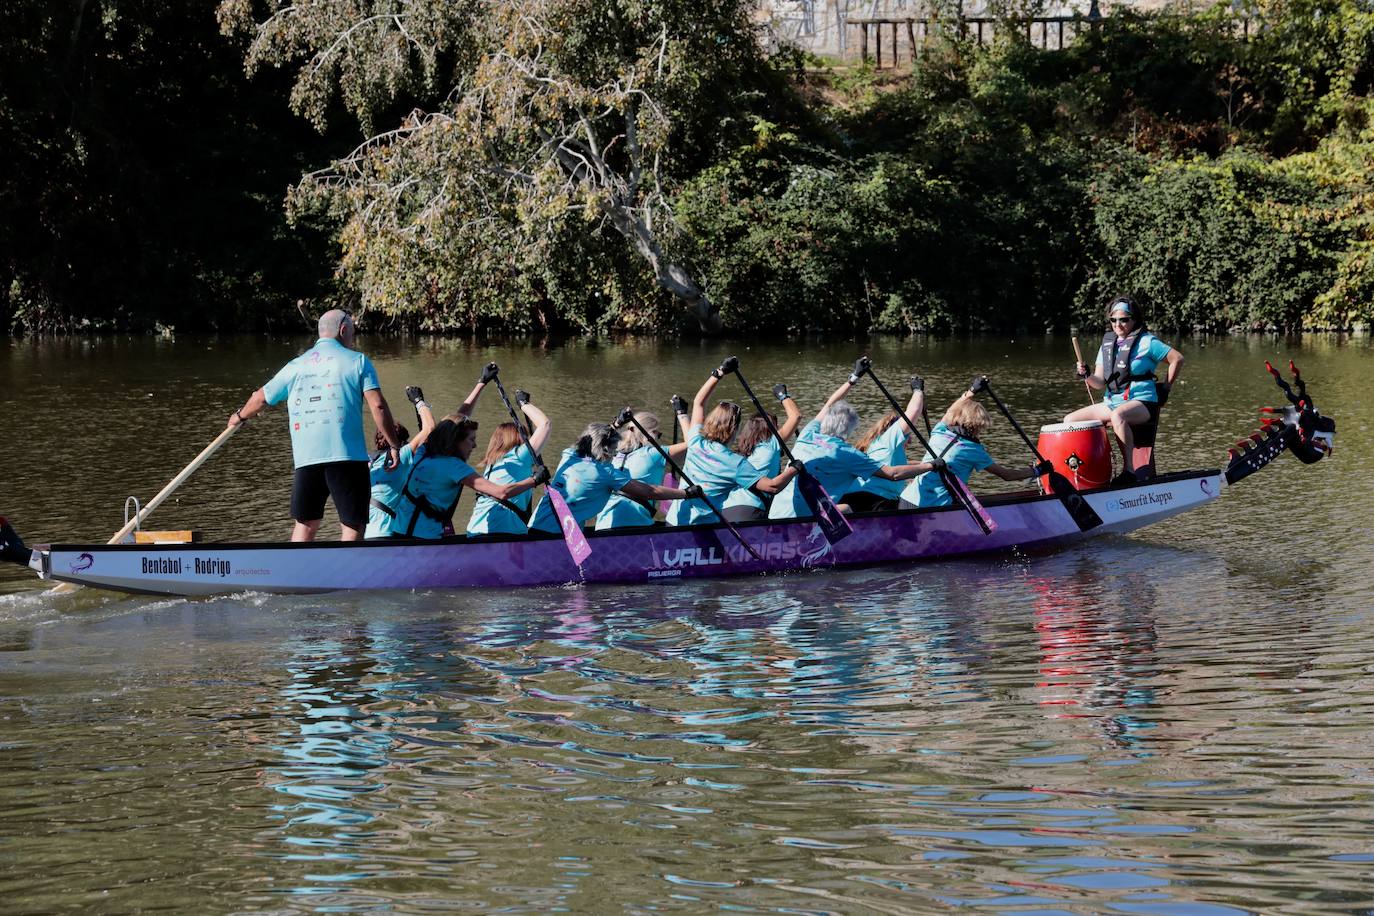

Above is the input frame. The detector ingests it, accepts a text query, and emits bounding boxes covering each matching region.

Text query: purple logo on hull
[69,553,94,574]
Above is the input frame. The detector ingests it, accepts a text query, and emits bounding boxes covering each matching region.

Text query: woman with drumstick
[1064,295,1184,484]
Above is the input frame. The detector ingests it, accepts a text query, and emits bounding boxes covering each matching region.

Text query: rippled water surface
[2,334,1372,913]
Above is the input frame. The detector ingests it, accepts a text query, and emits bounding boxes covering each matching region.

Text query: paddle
[614,407,764,563]
[659,403,682,515]
[50,423,241,594]
[1071,337,1096,404]
[489,369,591,566]
[973,376,1104,532]
[865,367,996,535]
[727,361,852,545]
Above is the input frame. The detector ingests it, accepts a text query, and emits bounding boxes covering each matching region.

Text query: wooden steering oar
[1072,337,1096,405]
[973,376,1104,532]
[488,369,591,566]
[613,407,764,563]
[865,366,996,535]
[728,361,852,545]
[51,424,240,594]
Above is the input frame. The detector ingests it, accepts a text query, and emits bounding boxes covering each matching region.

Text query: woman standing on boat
[900,391,1039,509]
[529,424,701,534]
[595,411,671,530]
[365,387,437,539]
[769,368,936,520]
[1064,295,1184,483]
[846,376,927,511]
[674,359,799,525]
[719,385,802,522]
[466,390,552,535]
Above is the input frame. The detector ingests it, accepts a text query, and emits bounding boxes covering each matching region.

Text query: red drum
[1037,421,1112,491]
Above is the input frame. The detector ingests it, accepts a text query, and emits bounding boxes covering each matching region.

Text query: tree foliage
[219,0,790,332]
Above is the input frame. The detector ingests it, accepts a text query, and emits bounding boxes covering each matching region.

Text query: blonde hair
[482,422,524,469]
[701,401,742,444]
[618,411,661,452]
[941,399,990,440]
[855,412,899,453]
[576,423,619,463]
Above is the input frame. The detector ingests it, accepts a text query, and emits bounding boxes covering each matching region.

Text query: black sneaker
[1110,470,1139,487]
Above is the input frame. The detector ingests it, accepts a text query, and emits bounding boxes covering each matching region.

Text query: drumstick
[1071,336,1095,405]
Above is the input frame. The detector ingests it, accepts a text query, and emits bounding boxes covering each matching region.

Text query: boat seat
[1129,406,1162,477]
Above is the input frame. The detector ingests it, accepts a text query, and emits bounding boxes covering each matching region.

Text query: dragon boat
[0,363,1335,598]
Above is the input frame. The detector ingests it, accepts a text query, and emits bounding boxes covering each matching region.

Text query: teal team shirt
[262,337,380,468]
[389,449,478,539]
[1097,332,1173,408]
[596,446,666,530]
[466,443,535,535]
[530,447,633,533]
[769,420,882,520]
[855,422,910,500]
[675,425,765,525]
[365,443,419,538]
[722,437,781,512]
[901,422,993,508]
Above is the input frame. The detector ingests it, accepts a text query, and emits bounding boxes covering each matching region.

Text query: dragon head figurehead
[1224,361,1335,485]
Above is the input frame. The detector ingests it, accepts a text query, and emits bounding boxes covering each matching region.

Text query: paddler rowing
[0,330,1336,595]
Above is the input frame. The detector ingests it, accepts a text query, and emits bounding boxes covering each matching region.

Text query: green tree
[219,0,790,332]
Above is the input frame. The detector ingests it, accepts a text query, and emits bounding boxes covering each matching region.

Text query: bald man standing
[229,309,404,542]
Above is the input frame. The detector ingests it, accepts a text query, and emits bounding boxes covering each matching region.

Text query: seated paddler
[672,358,799,525]
[900,389,1039,509]
[1065,295,1183,484]
[719,382,802,522]
[366,386,437,538]
[466,388,552,536]
[845,374,927,511]
[385,417,548,539]
[596,411,669,530]
[529,424,701,534]
[769,362,936,520]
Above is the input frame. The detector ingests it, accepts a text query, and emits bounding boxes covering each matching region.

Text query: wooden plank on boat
[134,530,198,545]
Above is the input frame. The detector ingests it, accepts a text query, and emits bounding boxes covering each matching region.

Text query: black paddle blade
[796,467,853,544]
[1046,471,1104,531]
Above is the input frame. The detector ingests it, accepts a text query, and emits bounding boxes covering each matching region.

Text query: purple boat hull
[34,470,1222,596]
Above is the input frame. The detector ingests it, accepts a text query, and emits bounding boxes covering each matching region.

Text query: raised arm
[453,362,500,417]
[692,357,738,427]
[772,384,803,440]
[515,391,553,454]
[401,385,438,449]
[816,357,872,421]
[667,394,690,459]
[903,376,926,428]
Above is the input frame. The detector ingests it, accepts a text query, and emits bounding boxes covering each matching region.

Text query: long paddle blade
[544,486,592,566]
[794,464,853,544]
[944,471,996,534]
[1045,469,1104,531]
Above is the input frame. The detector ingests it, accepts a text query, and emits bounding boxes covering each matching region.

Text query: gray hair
[318,308,353,339]
[819,400,860,439]
[618,411,661,453]
[576,423,620,463]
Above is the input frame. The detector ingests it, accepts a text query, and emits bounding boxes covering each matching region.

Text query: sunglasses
[1109,316,1133,325]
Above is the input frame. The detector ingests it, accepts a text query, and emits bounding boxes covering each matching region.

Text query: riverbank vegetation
[3,0,1370,335]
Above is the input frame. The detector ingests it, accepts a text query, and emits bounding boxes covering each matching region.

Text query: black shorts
[292,461,371,529]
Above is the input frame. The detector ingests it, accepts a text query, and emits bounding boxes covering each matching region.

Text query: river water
[1,333,1371,913]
